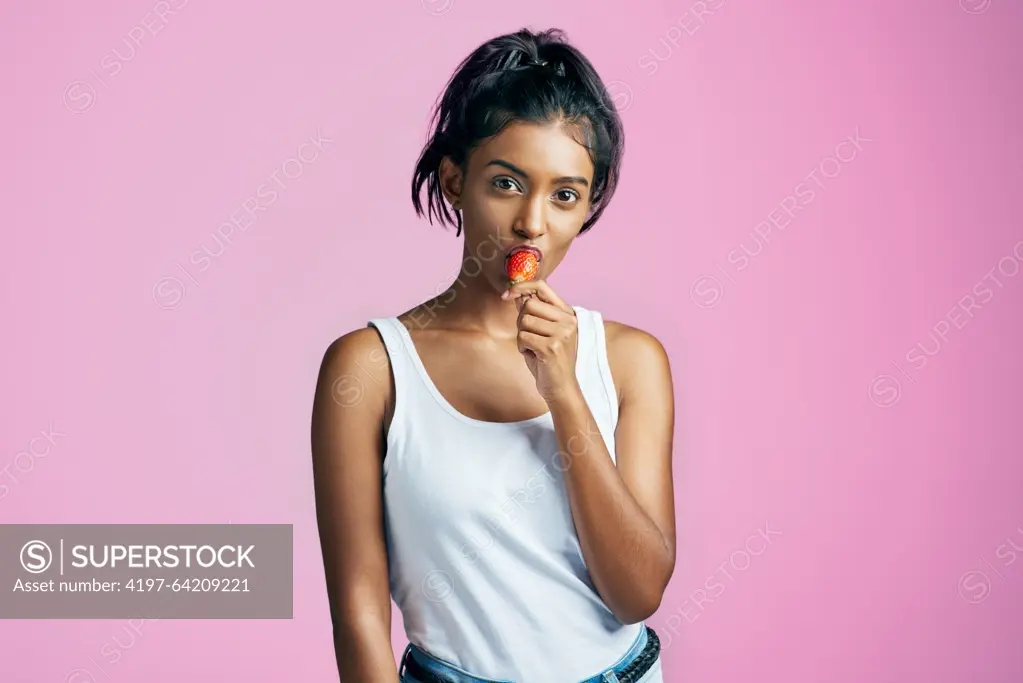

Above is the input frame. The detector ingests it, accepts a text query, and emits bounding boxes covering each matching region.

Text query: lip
[506,244,543,264]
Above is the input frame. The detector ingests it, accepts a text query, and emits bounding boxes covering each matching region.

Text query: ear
[438,156,464,208]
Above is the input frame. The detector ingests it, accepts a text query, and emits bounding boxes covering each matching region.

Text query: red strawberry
[506,251,539,284]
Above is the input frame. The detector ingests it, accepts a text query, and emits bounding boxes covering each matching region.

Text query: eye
[554,189,580,204]
[492,176,521,192]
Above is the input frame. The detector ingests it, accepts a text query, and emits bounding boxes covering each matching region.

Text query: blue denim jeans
[398,626,664,683]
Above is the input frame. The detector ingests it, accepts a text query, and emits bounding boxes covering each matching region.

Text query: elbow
[613,581,669,625]
[616,552,675,625]
[614,594,663,625]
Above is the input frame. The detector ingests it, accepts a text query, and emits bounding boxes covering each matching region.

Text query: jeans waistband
[399,625,652,683]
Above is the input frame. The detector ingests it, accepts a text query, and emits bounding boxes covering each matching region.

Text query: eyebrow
[485,159,590,187]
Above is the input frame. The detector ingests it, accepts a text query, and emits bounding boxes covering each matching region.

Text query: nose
[512,192,548,241]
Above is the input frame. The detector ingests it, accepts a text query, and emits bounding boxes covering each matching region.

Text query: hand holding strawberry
[501,278,580,405]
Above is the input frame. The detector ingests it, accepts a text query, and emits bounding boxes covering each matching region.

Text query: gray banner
[0,524,292,619]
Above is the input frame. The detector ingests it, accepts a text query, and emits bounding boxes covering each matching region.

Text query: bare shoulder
[320,326,390,380]
[320,326,388,368]
[603,319,667,353]
[602,319,673,404]
[315,326,393,419]
[603,319,671,368]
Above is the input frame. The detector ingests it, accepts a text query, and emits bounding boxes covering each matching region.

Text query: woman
[311,27,676,683]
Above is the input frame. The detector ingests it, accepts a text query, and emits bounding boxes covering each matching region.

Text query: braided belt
[401,626,660,683]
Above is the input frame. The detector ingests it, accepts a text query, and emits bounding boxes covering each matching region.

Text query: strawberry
[506,250,539,285]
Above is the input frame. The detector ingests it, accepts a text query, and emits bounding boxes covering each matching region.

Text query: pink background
[3,0,1022,681]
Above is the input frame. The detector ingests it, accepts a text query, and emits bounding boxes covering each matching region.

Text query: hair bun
[515,53,564,76]
[498,47,555,73]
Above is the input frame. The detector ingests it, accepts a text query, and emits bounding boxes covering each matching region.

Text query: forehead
[469,120,594,181]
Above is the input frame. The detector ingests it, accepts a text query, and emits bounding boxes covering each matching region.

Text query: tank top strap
[589,308,620,429]
[365,316,421,474]
[573,305,620,430]
[366,316,410,373]
[572,304,594,365]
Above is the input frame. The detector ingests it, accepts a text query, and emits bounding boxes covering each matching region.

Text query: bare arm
[311,329,400,682]
[549,322,677,624]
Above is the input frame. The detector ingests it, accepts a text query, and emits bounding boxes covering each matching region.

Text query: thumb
[514,292,533,315]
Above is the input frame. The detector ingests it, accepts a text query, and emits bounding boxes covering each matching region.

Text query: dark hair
[411,28,625,237]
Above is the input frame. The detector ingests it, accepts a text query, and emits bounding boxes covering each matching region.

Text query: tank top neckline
[388,306,590,430]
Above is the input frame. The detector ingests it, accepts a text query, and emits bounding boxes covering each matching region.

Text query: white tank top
[367,305,645,682]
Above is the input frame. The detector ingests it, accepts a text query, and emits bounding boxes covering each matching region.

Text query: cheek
[463,197,515,235]
[544,232,578,270]
[540,245,572,274]
[550,206,586,232]
[471,235,510,266]
[470,196,518,225]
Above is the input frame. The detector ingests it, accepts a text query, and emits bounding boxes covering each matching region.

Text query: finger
[505,280,554,301]
[529,280,567,309]
[518,312,560,337]
[516,330,547,356]
[514,291,533,316]
[518,295,566,323]
[505,280,571,312]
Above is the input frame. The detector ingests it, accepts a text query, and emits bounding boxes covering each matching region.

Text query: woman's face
[441,120,596,293]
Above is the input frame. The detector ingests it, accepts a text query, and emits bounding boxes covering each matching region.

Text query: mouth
[506,244,543,264]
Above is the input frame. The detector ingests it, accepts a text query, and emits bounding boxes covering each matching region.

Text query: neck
[421,244,522,340]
